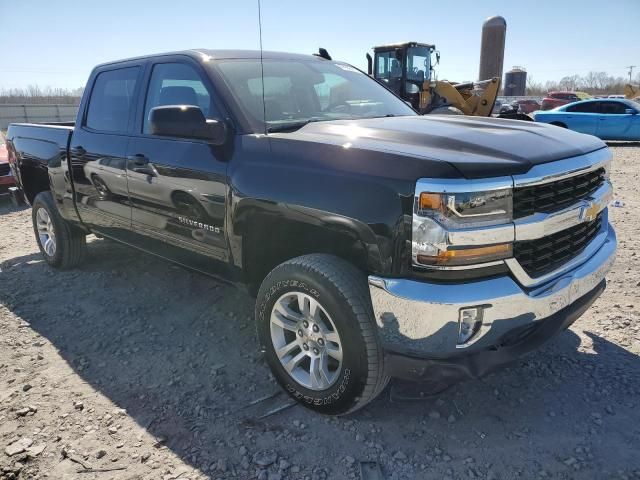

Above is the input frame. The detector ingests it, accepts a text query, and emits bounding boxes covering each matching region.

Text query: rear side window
[599,101,627,114]
[85,67,140,132]
[143,62,215,134]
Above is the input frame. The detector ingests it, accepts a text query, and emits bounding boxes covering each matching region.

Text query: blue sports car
[533,99,640,140]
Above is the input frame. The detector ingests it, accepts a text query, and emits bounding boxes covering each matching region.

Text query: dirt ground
[1,145,639,480]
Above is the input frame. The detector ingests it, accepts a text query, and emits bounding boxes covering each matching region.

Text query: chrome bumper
[368,224,616,359]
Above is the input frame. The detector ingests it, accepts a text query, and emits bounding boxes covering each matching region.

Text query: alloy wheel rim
[270,291,343,391]
[36,208,56,257]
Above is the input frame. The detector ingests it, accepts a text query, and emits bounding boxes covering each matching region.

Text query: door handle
[127,154,155,176]
[71,146,86,157]
[127,154,149,166]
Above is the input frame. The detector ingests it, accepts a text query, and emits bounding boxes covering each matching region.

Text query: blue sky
[0,0,638,90]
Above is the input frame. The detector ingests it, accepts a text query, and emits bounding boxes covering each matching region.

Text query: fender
[224,134,458,281]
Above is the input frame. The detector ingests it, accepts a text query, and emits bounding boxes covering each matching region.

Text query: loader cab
[367,42,435,110]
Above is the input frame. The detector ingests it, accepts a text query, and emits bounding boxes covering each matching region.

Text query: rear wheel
[32,191,86,269]
[256,254,388,415]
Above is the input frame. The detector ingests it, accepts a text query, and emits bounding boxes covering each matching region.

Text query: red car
[515,99,541,114]
[0,132,17,193]
[540,92,581,110]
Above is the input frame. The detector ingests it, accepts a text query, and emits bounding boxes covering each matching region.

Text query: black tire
[256,254,389,415]
[32,191,87,269]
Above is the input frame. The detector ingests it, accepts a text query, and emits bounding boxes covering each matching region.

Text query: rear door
[596,101,636,140]
[69,64,142,237]
[562,101,599,135]
[124,57,230,272]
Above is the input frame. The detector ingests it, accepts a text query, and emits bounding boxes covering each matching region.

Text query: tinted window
[599,101,627,114]
[86,67,139,132]
[566,102,599,113]
[143,63,215,134]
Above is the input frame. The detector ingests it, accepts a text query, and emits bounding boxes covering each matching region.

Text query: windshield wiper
[266,118,325,133]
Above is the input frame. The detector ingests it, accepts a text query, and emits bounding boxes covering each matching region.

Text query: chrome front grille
[514,212,603,278]
[513,168,606,219]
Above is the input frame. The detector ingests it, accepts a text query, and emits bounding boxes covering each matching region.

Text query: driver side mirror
[625,108,637,115]
[149,105,227,145]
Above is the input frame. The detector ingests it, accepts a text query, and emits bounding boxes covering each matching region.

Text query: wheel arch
[20,163,51,204]
[233,202,385,293]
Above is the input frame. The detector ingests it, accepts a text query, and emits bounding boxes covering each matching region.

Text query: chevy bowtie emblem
[581,201,600,222]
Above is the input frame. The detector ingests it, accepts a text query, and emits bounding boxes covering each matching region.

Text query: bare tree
[0,85,83,105]
[525,76,545,95]
[558,75,581,91]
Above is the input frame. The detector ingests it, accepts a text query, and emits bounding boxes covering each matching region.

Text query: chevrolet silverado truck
[6,50,616,415]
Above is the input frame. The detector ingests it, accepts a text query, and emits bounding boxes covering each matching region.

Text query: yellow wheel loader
[365,42,531,120]
[625,84,640,102]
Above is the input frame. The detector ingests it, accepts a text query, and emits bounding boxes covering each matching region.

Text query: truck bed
[7,123,73,166]
[7,122,74,203]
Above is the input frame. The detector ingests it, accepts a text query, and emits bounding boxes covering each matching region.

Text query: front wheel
[32,191,87,269]
[256,254,389,415]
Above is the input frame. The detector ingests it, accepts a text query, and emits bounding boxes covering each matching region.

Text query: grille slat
[514,213,603,278]
[513,168,606,219]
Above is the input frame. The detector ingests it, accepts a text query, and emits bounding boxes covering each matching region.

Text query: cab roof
[95,49,328,68]
[372,42,435,51]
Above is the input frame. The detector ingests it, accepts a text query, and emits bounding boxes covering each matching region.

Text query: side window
[567,102,598,113]
[599,101,626,114]
[375,52,402,80]
[143,63,215,134]
[85,67,139,132]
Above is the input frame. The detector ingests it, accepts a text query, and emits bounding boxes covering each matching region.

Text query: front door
[69,65,142,238]
[596,101,636,140]
[124,60,229,273]
[562,100,599,135]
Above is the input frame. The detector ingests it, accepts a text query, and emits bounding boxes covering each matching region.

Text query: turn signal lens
[417,243,512,266]
[419,192,443,211]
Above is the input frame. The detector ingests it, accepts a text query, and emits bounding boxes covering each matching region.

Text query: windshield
[215,58,416,132]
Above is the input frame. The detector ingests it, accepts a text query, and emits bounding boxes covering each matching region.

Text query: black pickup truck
[7,50,616,414]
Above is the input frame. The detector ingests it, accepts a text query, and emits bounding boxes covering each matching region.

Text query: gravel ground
[1,145,639,480]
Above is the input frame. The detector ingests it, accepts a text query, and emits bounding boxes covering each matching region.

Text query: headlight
[417,189,512,227]
[413,188,513,267]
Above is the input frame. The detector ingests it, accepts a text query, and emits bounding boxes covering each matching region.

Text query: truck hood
[279,115,606,178]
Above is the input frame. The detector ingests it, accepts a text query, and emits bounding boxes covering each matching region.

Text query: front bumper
[369,224,616,372]
[0,174,15,187]
[0,166,16,194]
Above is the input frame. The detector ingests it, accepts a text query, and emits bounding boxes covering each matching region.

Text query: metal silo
[478,15,507,81]
[504,66,527,96]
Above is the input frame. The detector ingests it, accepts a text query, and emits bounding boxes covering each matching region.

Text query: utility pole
[626,65,636,83]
